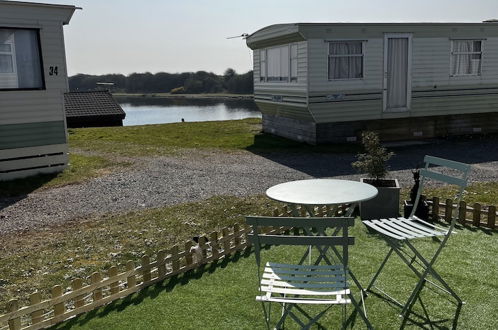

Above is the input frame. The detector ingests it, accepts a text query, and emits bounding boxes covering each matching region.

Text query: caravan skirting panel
[316,112,498,143]
[0,144,68,181]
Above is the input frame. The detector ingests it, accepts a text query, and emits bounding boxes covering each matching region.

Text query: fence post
[52,285,65,318]
[30,291,43,325]
[157,250,167,279]
[473,203,482,227]
[233,224,241,248]
[170,245,179,272]
[445,199,453,222]
[90,273,102,302]
[432,197,440,221]
[184,241,193,266]
[141,255,152,283]
[7,299,21,330]
[198,236,208,260]
[126,261,136,290]
[488,205,496,229]
[108,266,119,295]
[210,232,220,259]
[222,227,231,255]
[72,278,84,309]
[458,201,467,224]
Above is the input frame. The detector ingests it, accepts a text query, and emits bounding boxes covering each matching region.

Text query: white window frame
[259,43,298,83]
[290,43,298,82]
[0,34,17,74]
[327,40,365,81]
[450,39,483,77]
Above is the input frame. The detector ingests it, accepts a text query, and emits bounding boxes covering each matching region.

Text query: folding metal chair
[246,216,372,329]
[363,155,471,329]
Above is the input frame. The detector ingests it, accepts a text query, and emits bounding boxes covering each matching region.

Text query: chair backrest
[411,155,471,221]
[245,216,355,268]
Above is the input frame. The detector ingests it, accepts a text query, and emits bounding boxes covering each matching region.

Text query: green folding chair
[363,155,471,329]
[246,216,372,329]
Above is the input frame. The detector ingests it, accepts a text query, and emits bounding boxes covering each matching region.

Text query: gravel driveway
[1,137,497,235]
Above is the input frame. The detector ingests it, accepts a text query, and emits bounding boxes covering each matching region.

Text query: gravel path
[1,137,497,234]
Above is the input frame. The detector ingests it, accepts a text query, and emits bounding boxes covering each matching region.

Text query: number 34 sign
[49,66,58,76]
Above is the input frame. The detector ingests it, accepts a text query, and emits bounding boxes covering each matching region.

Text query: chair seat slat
[256,296,351,305]
[378,219,427,238]
[267,262,345,271]
[372,219,417,239]
[264,267,346,276]
[262,273,346,283]
[363,220,406,240]
[399,218,446,236]
[392,218,441,236]
[389,218,435,236]
[261,279,348,289]
[410,216,449,232]
[260,286,349,296]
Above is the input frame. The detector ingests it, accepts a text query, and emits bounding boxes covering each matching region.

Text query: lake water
[116,97,261,126]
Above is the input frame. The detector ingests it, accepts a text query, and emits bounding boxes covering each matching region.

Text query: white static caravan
[0,1,77,181]
[246,22,498,144]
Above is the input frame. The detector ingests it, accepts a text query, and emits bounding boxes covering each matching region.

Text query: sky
[24,0,498,76]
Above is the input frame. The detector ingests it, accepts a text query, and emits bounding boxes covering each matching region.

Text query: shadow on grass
[55,247,262,329]
[365,290,458,330]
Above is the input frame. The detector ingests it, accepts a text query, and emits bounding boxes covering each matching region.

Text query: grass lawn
[0,195,276,312]
[68,118,359,157]
[55,219,498,330]
[1,183,497,321]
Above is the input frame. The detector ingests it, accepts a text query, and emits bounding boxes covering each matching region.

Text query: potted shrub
[352,131,400,220]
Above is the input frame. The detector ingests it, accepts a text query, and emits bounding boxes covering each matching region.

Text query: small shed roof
[64,91,126,119]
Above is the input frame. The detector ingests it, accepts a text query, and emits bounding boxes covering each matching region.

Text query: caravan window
[259,44,298,83]
[328,41,363,80]
[451,40,482,76]
[0,28,44,90]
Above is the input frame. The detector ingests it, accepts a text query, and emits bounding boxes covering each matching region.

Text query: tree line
[68,68,253,94]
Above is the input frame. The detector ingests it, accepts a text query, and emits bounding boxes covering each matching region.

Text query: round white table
[266,179,378,216]
[265,179,378,296]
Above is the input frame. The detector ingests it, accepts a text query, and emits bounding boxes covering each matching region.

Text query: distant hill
[68,69,253,95]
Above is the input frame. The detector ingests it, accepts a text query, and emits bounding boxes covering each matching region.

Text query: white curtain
[267,46,289,81]
[267,47,281,80]
[280,46,289,79]
[328,42,362,79]
[14,29,43,88]
[452,40,480,75]
[387,38,408,109]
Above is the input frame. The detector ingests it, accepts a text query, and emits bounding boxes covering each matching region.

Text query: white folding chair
[246,216,372,329]
[363,155,471,329]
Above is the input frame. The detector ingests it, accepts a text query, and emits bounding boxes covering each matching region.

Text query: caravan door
[383,34,412,112]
